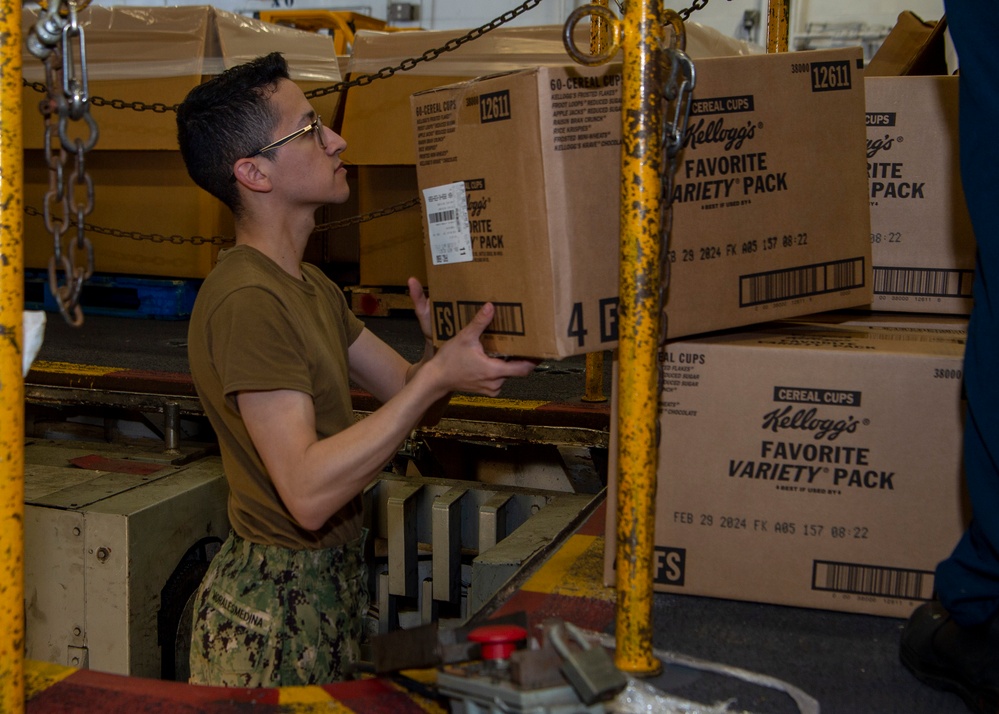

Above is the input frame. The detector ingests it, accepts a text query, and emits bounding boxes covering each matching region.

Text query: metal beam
[431,486,466,604]
[387,483,422,598]
[615,0,664,676]
[0,0,25,708]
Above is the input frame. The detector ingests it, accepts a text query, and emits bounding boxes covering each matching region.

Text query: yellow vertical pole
[583,0,610,405]
[614,0,663,676]
[0,0,25,709]
[589,0,610,54]
[766,0,791,53]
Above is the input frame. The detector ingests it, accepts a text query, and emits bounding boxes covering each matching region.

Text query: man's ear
[232,157,273,193]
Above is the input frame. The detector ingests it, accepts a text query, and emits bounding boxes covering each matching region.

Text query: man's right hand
[426,302,537,398]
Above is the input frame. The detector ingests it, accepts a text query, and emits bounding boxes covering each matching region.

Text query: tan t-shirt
[188,245,365,549]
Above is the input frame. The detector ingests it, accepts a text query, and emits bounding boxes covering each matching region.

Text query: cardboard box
[604,320,970,619]
[343,24,758,286]
[863,11,974,315]
[21,6,342,278]
[24,150,228,279]
[790,309,968,332]
[865,11,948,78]
[411,48,872,359]
[864,77,975,315]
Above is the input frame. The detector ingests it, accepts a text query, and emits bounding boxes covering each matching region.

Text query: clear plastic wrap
[347,21,761,78]
[22,5,341,84]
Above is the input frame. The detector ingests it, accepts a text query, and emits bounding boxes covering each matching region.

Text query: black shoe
[900,601,999,714]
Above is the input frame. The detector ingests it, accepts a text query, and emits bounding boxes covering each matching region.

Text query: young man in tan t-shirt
[177,52,537,687]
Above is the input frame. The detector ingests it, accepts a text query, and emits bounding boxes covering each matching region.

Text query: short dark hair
[177,52,290,216]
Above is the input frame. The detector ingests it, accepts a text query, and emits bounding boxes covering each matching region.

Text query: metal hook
[26,0,67,60]
[662,8,687,52]
[61,8,91,121]
[664,50,696,158]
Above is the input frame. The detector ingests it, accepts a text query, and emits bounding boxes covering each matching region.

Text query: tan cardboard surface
[24,150,229,278]
[866,76,975,315]
[605,321,969,618]
[790,310,968,331]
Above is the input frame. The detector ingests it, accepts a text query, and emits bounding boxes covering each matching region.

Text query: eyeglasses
[245,115,325,158]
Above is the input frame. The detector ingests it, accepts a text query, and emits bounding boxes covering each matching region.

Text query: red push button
[468,624,528,661]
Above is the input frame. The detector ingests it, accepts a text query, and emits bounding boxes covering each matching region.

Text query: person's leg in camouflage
[188,531,368,687]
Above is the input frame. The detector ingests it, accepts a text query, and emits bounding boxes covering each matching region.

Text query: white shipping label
[423,182,473,266]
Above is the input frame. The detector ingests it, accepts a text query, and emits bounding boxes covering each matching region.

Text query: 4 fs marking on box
[567,298,619,347]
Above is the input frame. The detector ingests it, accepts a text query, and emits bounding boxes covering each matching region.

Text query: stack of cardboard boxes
[21,5,343,279]
[409,46,873,358]
[602,12,969,619]
[401,14,971,619]
[339,22,760,290]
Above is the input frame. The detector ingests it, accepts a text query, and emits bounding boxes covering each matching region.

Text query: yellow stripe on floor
[449,395,548,411]
[520,534,615,602]
[30,360,122,376]
[25,660,77,698]
[277,685,353,711]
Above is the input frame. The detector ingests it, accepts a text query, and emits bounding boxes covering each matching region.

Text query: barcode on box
[429,209,457,225]
[457,301,525,336]
[740,257,866,307]
[812,559,933,600]
[874,266,975,299]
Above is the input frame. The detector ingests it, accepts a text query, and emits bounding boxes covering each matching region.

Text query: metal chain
[306,0,545,100]
[27,0,99,327]
[316,197,420,232]
[676,0,717,22]
[24,197,421,245]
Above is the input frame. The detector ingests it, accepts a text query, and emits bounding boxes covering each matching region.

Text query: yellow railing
[0,0,25,709]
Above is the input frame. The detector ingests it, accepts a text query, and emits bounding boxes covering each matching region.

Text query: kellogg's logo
[684,117,760,152]
[761,405,865,441]
[867,132,901,159]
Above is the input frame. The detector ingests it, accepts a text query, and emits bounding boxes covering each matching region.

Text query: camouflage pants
[188,530,369,687]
